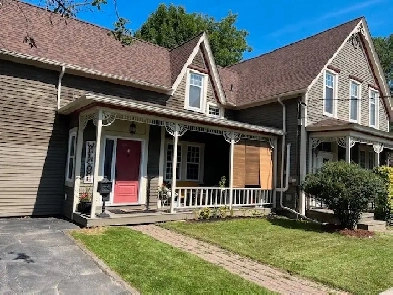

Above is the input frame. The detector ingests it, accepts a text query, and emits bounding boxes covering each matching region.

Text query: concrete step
[358,219,386,232]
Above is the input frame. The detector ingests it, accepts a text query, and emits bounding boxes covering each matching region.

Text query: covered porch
[59,94,282,226]
[306,122,393,210]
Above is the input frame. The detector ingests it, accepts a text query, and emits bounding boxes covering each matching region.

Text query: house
[0,1,391,224]
[228,17,393,215]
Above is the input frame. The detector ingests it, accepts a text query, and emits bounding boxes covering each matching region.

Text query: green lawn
[163,218,393,294]
[71,227,272,294]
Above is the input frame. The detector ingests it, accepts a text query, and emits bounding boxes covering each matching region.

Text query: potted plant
[78,188,92,214]
[157,182,170,209]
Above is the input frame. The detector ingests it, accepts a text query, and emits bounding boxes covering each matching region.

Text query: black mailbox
[97,177,112,202]
[97,177,112,218]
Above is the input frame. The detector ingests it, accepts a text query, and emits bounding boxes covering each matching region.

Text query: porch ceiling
[59,93,284,137]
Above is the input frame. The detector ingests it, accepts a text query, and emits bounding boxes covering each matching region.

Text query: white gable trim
[170,33,226,104]
[306,19,392,120]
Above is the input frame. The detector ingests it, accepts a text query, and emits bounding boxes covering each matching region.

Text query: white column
[345,136,351,163]
[90,109,103,218]
[299,120,307,216]
[170,124,179,214]
[272,138,278,209]
[307,136,313,174]
[72,115,86,214]
[375,152,380,167]
[229,133,235,210]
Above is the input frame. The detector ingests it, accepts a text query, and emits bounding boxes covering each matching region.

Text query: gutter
[57,66,66,110]
[276,98,317,221]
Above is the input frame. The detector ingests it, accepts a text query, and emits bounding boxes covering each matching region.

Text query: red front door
[114,139,141,204]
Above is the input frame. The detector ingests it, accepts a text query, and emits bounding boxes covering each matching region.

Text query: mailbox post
[97,177,112,218]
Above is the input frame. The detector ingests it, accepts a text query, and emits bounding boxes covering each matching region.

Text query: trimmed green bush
[301,161,386,229]
[373,166,393,220]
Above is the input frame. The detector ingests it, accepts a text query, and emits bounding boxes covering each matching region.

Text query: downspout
[57,66,66,110]
[276,98,316,221]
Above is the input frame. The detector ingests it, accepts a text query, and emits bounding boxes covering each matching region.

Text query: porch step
[357,219,386,232]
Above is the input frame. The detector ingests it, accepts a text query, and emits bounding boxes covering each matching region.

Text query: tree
[134,4,252,67]
[373,35,393,93]
[0,0,132,45]
[301,161,386,229]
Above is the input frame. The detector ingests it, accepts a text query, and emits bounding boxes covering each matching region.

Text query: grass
[162,218,393,294]
[71,227,272,294]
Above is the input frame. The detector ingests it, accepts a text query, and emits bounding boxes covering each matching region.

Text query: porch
[305,122,393,222]
[59,94,282,226]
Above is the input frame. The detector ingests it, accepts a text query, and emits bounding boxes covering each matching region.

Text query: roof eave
[0,49,173,94]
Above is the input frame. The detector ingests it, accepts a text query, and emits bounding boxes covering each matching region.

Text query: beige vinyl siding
[0,60,68,217]
[307,36,389,131]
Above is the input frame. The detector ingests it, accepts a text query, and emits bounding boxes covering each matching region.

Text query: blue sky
[42,0,393,60]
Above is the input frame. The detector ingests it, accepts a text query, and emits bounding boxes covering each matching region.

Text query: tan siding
[191,49,206,69]
[0,60,68,217]
[307,37,389,131]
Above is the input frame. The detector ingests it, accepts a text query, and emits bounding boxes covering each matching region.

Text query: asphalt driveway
[0,218,131,294]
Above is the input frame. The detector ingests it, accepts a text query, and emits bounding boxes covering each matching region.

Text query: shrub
[373,166,393,220]
[301,161,386,229]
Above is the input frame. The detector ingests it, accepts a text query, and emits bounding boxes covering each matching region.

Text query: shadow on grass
[267,217,326,233]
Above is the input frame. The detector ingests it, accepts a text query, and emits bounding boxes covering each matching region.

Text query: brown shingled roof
[228,17,362,106]
[217,66,239,105]
[0,0,172,87]
[170,33,204,84]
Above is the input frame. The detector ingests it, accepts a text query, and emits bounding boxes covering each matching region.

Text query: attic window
[185,69,206,113]
[207,103,221,117]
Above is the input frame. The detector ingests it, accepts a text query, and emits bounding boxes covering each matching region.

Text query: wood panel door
[113,139,141,204]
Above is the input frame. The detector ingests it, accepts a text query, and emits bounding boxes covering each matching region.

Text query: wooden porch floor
[72,207,272,227]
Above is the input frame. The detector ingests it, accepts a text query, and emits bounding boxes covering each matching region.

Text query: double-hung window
[369,89,379,128]
[186,70,205,112]
[349,81,361,122]
[165,144,182,181]
[206,102,222,117]
[66,129,77,183]
[324,71,336,116]
[164,141,204,182]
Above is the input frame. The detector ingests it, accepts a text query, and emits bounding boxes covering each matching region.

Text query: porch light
[129,122,136,135]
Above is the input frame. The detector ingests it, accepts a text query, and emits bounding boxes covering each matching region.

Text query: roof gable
[170,33,226,104]
[228,18,362,107]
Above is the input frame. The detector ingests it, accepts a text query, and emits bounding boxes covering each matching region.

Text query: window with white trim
[324,71,336,116]
[66,130,77,182]
[359,147,375,170]
[369,89,379,128]
[349,81,361,122]
[207,102,221,117]
[186,71,205,112]
[165,143,182,180]
[164,141,204,182]
[186,145,200,180]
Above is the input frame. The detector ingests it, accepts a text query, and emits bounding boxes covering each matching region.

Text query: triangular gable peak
[307,18,392,120]
[171,33,226,105]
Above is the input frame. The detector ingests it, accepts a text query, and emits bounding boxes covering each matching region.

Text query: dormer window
[323,70,337,116]
[185,69,206,112]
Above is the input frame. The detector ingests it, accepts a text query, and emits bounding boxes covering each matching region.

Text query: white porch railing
[307,196,328,209]
[171,187,273,209]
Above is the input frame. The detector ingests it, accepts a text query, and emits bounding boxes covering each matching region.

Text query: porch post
[229,133,235,210]
[90,109,103,218]
[72,114,86,213]
[345,136,352,163]
[170,124,179,214]
[373,143,383,167]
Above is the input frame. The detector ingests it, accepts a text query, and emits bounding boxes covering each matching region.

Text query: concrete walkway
[0,218,132,294]
[133,224,344,295]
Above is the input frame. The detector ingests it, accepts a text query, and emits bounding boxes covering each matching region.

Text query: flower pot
[78,201,92,214]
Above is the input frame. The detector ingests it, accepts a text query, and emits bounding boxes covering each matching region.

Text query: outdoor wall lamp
[129,122,136,135]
